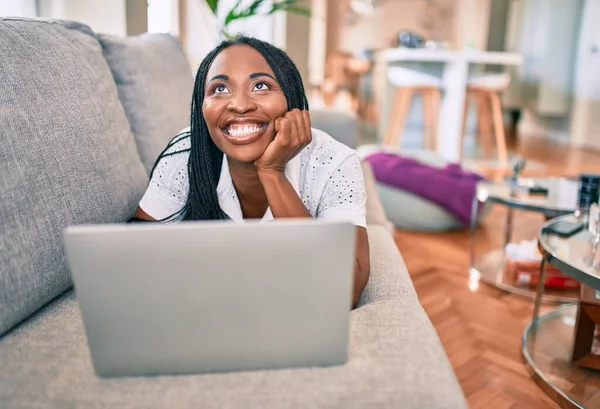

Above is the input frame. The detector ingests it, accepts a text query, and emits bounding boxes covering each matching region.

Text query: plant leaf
[267,0,311,16]
[224,0,246,26]
[205,0,219,14]
[223,0,310,28]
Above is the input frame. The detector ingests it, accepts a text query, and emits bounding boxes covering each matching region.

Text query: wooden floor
[394,136,600,408]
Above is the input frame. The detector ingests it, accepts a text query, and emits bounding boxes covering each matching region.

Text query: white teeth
[227,124,262,137]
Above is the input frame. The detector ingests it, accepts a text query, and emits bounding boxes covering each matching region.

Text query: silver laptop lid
[63,219,355,377]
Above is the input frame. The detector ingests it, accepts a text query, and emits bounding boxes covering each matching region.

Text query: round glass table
[522,215,600,409]
[469,177,580,302]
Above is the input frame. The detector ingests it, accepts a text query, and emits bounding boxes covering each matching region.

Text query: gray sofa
[0,18,467,408]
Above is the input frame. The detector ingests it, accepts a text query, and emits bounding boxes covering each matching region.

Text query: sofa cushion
[0,226,466,409]
[0,18,148,336]
[98,33,194,173]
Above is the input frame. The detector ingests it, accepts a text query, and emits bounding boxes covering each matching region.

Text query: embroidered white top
[139,127,367,227]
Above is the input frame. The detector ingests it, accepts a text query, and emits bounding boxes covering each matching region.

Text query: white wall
[37,0,127,36]
[0,0,37,17]
[308,0,327,85]
[453,0,491,50]
[148,0,174,34]
[570,0,600,150]
[182,0,220,70]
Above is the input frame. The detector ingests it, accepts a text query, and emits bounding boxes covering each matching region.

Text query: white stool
[461,72,511,166]
[383,67,443,150]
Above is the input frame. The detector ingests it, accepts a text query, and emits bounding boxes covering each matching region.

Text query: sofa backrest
[98,33,194,173]
[0,18,148,336]
[310,109,358,149]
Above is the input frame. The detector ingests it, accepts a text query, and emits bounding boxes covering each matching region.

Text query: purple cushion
[364,152,484,225]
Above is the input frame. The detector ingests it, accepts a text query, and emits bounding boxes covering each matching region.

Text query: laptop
[63,219,355,377]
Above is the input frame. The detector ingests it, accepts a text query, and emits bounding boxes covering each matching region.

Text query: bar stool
[461,72,511,166]
[383,67,443,150]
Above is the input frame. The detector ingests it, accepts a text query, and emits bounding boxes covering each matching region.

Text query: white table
[377,48,523,162]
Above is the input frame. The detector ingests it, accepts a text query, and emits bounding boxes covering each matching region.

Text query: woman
[131,36,370,307]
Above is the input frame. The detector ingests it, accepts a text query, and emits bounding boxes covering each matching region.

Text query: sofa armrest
[357,225,420,308]
[361,161,389,228]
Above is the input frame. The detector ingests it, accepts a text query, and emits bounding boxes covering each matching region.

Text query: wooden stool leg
[476,92,494,158]
[383,88,413,147]
[430,88,441,151]
[489,91,508,167]
[460,91,471,160]
[422,89,434,150]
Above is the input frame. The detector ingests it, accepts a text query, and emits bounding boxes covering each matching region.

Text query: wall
[280,11,311,85]
[308,0,327,85]
[452,0,490,50]
[337,0,455,53]
[37,0,127,36]
[126,0,148,36]
[182,0,220,69]
[486,0,509,52]
[570,0,600,150]
[0,0,36,17]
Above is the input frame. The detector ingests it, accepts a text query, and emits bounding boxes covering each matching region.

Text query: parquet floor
[394,136,600,409]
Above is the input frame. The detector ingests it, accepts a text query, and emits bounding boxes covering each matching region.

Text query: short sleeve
[316,153,367,228]
[139,133,191,220]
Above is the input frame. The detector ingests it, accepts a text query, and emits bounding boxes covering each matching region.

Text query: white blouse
[139,127,367,227]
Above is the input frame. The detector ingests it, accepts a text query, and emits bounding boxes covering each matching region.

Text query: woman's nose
[227,92,257,114]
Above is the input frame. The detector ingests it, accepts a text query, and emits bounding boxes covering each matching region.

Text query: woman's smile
[222,121,267,145]
[220,117,269,145]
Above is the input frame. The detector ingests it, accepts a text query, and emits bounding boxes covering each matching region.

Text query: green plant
[205,0,311,39]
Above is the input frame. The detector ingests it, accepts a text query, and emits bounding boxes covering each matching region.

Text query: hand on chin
[254,109,312,174]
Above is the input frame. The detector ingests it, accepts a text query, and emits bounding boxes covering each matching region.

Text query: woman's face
[202,44,288,164]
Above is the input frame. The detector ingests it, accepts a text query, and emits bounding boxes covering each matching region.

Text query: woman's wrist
[257,168,286,185]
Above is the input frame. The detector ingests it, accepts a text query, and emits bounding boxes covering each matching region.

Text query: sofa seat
[0,225,466,409]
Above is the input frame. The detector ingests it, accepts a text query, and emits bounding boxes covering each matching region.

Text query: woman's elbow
[352,260,370,308]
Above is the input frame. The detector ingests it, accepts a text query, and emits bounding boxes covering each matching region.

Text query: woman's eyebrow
[249,72,276,81]
[208,74,229,82]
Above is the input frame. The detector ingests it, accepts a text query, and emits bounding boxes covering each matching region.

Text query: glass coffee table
[522,215,600,409]
[469,177,580,302]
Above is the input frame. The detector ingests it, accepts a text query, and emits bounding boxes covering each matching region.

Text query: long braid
[151,36,308,221]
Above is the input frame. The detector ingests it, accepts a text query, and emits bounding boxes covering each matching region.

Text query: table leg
[504,207,514,247]
[469,194,480,269]
[437,58,468,162]
[532,256,548,321]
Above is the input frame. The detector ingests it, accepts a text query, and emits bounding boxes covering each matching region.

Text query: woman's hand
[254,109,311,175]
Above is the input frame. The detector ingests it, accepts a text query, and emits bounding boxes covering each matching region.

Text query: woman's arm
[255,109,370,307]
[129,207,156,222]
[258,170,369,308]
[353,227,370,307]
[257,171,311,218]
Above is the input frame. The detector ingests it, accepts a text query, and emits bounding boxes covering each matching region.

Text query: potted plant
[204,0,311,39]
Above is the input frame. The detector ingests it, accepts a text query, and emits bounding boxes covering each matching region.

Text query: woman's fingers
[302,110,312,145]
[276,116,292,148]
[285,109,302,148]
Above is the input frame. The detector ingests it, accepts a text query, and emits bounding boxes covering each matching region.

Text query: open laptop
[63,219,355,377]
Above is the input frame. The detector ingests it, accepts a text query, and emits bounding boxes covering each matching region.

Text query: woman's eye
[214,84,229,94]
[253,82,270,91]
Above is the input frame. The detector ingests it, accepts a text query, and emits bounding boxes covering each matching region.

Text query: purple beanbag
[364,152,485,225]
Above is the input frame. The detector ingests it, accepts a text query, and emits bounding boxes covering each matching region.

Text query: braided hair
[149,36,309,222]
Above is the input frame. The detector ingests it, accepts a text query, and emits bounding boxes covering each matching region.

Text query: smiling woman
[130,36,370,307]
